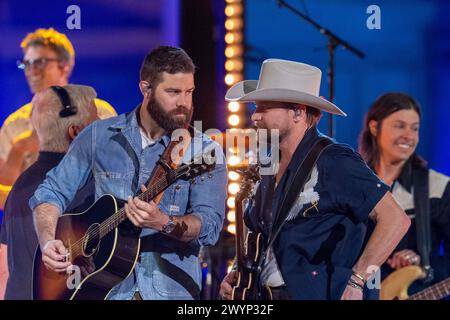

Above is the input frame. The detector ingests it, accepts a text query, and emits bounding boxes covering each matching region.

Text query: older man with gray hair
[0,84,98,299]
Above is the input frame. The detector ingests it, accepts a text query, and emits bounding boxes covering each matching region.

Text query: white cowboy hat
[225,59,346,116]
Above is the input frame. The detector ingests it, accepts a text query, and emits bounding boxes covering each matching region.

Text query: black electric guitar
[231,164,263,300]
[32,159,214,300]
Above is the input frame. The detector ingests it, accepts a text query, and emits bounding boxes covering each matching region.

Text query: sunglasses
[16,57,61,70]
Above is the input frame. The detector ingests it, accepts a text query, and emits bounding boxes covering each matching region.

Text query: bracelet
[351,270,365,283]
[347,278,364,291]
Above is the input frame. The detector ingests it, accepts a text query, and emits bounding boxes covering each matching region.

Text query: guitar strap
[413,165,434,283]
[256,138,334,278]
[145,138,184,204]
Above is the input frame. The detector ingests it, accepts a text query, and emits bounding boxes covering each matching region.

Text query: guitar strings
[68,164,206,257]
[68,174,173,256]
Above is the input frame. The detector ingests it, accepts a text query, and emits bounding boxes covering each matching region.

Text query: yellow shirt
[0,98,117,207]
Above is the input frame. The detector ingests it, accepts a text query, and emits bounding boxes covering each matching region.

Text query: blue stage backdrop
[244,0,450,175]
[0,0,180,221]
[0,0,179,120]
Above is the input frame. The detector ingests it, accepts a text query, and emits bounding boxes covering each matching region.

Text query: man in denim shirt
[30,46,227,300]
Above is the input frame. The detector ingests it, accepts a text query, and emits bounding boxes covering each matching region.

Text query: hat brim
[225,80,346,116]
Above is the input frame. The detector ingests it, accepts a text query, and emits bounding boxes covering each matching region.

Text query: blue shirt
[29,107,227,300]
[246,127,389,300]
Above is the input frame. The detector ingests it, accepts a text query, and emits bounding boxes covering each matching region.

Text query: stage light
[228,102,240,112]
[228,155,240,166]
[225,74,235,85]
[225,4,243,17]
[225,59,243,72]
[228,171,240,181]
[225,18,243,31]
[225,32,242,44]
[227,197,236,209]
[227,224,236,235]
[228,114,240,126]
[225,0,244,235]
[228,182,240,195]
[225,45,243,58]
[227,210,236,222]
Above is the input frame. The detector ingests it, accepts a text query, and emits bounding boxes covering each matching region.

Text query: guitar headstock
[174,161,216,181]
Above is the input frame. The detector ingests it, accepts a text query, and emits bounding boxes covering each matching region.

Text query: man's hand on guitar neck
[124,185,202,242]
[124,185,168,232]
[219,270,237,300]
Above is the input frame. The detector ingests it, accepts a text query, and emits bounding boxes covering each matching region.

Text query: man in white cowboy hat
[219,59,411,300]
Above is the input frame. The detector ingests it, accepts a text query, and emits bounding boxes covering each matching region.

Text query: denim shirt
[29,107,227,300]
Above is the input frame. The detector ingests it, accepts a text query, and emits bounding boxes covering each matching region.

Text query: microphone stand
[276,0,365,137]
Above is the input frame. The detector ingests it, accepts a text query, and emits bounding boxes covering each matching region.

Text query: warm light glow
[225,18,243,31]
[225,59,243,72]
[227,224,236,235]
[228,114,240,126]
[228,102,240,112]
[225,74,235,85]
[225,60,234,70]
[227,210,236,222]
[228,155,241,166]
[225,45,243,58]
[228,171,240,181]
[228,146,239,155]
[228,182,240,195]
[225,32,236,44]
[225,4,243,17]
[225,47,234,58]
[227,197,236,209]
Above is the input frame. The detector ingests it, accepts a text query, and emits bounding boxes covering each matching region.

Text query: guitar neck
[99,174,172,238]
[409,277,450,300]
[235,195,246,266]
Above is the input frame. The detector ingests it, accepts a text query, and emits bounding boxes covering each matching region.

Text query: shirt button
[175,185,181,190]
[377,183,381,188]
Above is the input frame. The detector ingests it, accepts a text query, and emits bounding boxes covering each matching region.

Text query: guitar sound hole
[82,223,100,257]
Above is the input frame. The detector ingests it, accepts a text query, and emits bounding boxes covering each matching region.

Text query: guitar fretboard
[409,277,450,300]
[99,173,172,238]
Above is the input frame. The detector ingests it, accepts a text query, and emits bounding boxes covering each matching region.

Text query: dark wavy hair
[359,92,426,170]
[140,46,195,89]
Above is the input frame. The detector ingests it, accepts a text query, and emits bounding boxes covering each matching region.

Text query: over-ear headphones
[50,86,78,118]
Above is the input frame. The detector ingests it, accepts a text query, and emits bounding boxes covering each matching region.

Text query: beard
[145,93,194,133]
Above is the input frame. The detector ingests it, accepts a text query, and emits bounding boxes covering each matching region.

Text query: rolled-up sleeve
[29,123,94,214]
[188,149,227,247]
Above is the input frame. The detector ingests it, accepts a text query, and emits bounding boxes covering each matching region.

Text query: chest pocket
[159,179,190,216]
[94,171,129,201]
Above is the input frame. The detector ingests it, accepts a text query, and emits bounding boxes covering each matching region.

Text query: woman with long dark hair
[359,92,450,298]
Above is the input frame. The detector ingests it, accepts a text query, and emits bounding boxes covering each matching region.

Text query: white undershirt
[140,129,156,149]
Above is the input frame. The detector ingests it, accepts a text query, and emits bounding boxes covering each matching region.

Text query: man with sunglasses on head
[0,85,99,299]
[0,28,117,209]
